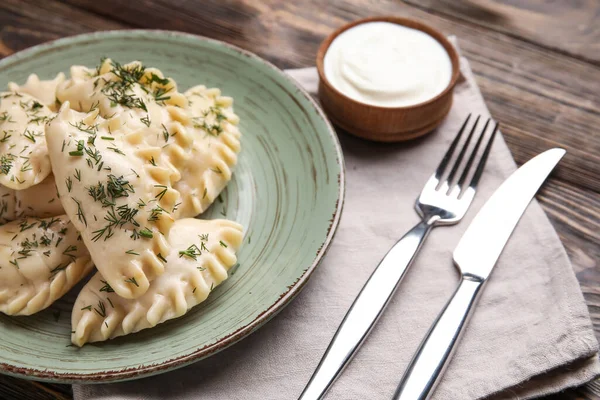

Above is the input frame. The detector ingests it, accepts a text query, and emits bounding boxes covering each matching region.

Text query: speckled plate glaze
[0,30,344,383]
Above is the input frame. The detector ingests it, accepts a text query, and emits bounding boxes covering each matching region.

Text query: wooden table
[0,0,598,399]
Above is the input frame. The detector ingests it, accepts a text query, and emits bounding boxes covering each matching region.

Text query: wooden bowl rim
[316,16,461,111]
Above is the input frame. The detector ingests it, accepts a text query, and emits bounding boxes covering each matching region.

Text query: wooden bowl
[316,16,461,142]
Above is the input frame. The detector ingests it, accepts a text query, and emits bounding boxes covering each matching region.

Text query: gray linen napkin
[73,49,600,400]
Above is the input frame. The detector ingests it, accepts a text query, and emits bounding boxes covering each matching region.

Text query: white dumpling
[56,59,195,183]
[0,175,65,224]
[14,174,64,219]
[173,86,242,218]
[0,184,16,224]
[46,104,182,299]
[8,73,65,111]
[0,215,93,316]
[0,92,53,190]
[56,59,189,141]
[57,59,186,116]
[71,218,243,346]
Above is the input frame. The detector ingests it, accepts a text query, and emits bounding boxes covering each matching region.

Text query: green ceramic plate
[0,30,344,383]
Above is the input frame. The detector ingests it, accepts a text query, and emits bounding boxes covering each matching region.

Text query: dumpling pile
[0,59,243,346]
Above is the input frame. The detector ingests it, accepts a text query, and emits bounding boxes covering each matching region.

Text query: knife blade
[453,147,566,278]
[393,148,565,400]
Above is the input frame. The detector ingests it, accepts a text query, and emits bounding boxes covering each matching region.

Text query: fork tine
[457,118,491,190]
[445,115,480,184]
[435,114,471,180]
[469,122,499,189]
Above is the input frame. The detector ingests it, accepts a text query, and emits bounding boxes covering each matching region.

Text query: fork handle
[392,275,484,400]
[299,220,435,400]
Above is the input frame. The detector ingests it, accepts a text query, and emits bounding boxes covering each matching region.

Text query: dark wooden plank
[404,0,600,65]
[0,0,126,57]
[538,179,600,279]
[0,375,71,400]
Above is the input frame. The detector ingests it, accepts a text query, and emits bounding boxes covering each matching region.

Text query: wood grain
[404,0,600,65]
[0,375,71,400]
[0,0,126,58]
[0,0,598,399]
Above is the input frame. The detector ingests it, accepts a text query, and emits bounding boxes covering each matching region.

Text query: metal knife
[392,148,566,400]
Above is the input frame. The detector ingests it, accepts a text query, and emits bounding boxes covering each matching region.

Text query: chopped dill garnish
[69,121,98,135]
[179,244,201,260]
[139,228,153,238]
[0,111,14,122]
[19,219,36,231]
[99,280,114,293]
[140,115,151,127]
[153,87,172,102]
[145,73,170,85]
[106,174,134,199]
[72,197,87,226]
[148,205,165,221]
[20,158,32,172]
[154,185,167,200]
[125,276,139,287]
[161,124,169,142]
[0,131,12,142]
[0,155,13,175]
[107,146,125,155]
[62,245,77,260]
[94,300,106,317]
[40,234,52,246]
[23,129,36,143]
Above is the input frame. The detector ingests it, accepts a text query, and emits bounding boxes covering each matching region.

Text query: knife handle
[392,275,484,400]
[299,220,434,400]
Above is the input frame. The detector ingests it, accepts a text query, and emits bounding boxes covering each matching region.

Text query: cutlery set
[300,115,565,400]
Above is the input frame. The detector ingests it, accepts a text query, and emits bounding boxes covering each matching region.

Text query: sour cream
[323,22,453,108]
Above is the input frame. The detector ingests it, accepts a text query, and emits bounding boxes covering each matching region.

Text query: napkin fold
[74,45,600,400]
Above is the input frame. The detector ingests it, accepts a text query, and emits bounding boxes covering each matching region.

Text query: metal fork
[299,115,498,400]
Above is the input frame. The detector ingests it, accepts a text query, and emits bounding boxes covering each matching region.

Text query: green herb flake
[99,280,115,293]
[139,228,153,238]
[125,276,139,287]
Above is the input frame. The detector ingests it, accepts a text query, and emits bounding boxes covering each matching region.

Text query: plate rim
[0,29,345,383]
